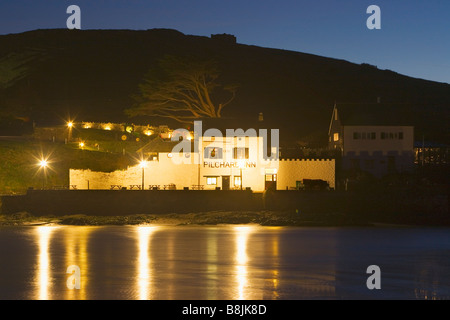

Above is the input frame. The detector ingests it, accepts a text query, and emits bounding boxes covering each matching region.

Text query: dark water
[0,224,449,300]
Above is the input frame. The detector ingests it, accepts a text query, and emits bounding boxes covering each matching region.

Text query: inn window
[204,147,223,159]
[381,132,403,140]
[233,147,249,159]
[354,132,376,140]
[234,176,242,186]
[206,177,218,185]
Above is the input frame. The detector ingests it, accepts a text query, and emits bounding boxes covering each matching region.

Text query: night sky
[0,0,449,84]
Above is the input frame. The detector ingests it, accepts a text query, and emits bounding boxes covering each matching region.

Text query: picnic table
[52,185,77,190]
[110,185,122,190]
[129,185,142,190]
[149,185,160,190]
[191,185,204,190]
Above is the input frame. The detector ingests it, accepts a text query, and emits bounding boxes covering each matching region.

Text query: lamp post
[39,160,48,189]
[67,121,73,143]
[238,161,245,190]
[139,160,148,190]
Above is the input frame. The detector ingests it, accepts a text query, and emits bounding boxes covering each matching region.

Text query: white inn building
[70,120,335,191]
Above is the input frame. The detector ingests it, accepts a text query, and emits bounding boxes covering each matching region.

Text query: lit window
[204,147,223,159]
[333,133,339,142]
[206,177,218,185]
[234,176,241,186]
[233,147,249,159]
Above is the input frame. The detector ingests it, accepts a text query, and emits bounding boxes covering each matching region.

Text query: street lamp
[67,121,73,143]
[238,161,245,190]
[39,159,48,189]
[139,160,148,190]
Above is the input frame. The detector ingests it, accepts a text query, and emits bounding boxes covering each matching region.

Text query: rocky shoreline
[1,210,449,227]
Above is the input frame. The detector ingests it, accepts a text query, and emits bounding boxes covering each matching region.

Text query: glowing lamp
[39,160,48,168]
[139,160,148,168]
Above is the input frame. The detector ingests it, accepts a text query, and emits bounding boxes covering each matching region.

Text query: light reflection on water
[234,226,253,300]
[36,226,58,300]
[0,225,449,300]
[136,226,158,300]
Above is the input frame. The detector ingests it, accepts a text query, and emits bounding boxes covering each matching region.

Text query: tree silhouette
[0,52,36,90]
[126,55,237,123]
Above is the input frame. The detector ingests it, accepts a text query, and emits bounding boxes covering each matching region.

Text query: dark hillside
[1,29,449,143]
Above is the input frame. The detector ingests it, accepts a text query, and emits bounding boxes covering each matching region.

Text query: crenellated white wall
[277,159,335,189]
[70,157,335,192]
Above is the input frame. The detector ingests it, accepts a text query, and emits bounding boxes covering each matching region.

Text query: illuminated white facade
[70,134,335,192]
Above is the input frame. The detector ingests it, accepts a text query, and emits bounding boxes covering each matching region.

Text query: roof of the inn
[334,103,414,126]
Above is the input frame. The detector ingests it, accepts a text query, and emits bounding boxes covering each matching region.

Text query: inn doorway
[222,176,230,190]
[265,174,277,190]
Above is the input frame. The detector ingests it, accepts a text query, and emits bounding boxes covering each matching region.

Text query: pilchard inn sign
[203,161,257,168]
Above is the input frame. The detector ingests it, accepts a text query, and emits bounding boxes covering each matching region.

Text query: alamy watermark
[66,5,81,30]
[66,265,81,290]
[167,120,280,165]
[367,5,381,30]
[366,265,381,290]
[65,5,381,31]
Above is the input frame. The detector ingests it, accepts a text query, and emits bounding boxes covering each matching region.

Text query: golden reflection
[234,226,255,300]
[35,226,59,300]
[206,228,218,299]
[165,232,175,299]
[136,226,159,300]
[270,232,280,299]
[64,227,94,300]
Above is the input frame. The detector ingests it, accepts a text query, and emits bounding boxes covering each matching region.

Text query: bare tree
[126,55,237,123]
